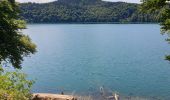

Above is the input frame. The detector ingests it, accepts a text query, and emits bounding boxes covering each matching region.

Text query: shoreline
[32,93,160,100]
[32,93,76,100]
[26,22,160,24]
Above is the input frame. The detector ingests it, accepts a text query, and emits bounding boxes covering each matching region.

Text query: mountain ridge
[19,0,159,23]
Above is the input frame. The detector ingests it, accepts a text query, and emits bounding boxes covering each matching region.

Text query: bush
[0,67,34,100]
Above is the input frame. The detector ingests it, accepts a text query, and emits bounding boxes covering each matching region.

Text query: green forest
[19,0,160,23]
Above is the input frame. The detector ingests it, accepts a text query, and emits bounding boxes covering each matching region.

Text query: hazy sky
[16,0,140,3]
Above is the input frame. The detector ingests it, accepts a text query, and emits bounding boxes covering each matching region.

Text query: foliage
[19,0,160,23]
[141,0,170,61]
[0,67,34,100]
[0,0,36,68]
[0,1,35,99]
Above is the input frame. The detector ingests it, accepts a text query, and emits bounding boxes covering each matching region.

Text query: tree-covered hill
[19,0,160,23]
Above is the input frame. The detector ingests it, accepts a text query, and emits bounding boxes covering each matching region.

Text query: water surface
[23,24,170,99]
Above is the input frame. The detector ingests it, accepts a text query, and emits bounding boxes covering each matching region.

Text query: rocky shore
[32,93,159,100]
[32,93,120,100]
[32,93,77,100]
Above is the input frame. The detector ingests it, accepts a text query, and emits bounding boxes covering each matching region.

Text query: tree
[20,0,159,23]
[0,0,36,68]
[0,1,35,99]
[141,0,170,61]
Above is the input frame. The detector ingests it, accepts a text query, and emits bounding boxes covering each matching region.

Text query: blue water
[22,24,170,99]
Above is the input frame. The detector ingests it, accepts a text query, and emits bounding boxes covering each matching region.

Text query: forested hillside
[19,0,160,23]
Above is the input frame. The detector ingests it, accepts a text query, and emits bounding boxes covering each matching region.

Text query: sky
[16,0,140,3]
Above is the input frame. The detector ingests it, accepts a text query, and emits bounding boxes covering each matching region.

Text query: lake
[22,24,170,99]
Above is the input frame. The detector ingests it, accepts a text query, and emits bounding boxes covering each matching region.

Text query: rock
[32,93,77,100]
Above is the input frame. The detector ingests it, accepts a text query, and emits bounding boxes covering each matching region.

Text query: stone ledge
[32,93,77,100]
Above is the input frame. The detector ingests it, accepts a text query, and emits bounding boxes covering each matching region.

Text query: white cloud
[16,0,140,3]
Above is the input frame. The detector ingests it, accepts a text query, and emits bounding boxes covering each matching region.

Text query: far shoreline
[26,22,159,24]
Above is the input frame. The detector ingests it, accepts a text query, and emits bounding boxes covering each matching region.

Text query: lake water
[22,24,170,99]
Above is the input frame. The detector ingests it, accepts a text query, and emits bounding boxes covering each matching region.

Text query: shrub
[0,67,34,100]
